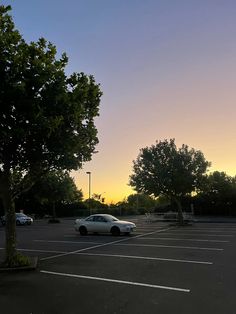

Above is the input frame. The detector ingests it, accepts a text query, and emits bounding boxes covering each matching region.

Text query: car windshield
[103,215,119,222]
[16,213,27,217]
[85,214,119,222]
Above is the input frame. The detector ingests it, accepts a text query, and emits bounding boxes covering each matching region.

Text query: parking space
[0,218,236,313]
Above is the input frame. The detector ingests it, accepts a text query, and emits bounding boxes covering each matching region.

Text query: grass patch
[1,252,31,268]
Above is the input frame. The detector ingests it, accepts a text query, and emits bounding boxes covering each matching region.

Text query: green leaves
[0,5,102,175]
[0,4,102,266]
[130,139,211,199]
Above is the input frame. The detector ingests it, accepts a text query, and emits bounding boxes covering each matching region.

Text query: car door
[84,216,95,232]
[93,216,110,233]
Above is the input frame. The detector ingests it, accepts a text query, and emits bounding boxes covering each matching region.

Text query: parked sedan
[75,214,136,236]
[1,213,33,226]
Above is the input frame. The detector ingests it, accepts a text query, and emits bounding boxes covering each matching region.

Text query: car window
[110,217,118,221]
[85,216,94,222]
[16,213,26,217]
[105,215,119,222]
[98,216,106,222]
[91,216,107,222]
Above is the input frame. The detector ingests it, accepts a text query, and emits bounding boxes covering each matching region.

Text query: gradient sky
[3,0,236,203]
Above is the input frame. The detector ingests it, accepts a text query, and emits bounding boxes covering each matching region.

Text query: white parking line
[117,243,223,251]
[35,240,101,245]
[35,239,223,251]
[40,270,190,293]
[40,227,173,261]
[75,252,213,265]
[162,233,234,237]
[183,228,236,232]
[136,237,229,243]
[0,247,213,265]
[135,227,166,230]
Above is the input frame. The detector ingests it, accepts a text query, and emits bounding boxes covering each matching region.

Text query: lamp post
[86,171,91,215]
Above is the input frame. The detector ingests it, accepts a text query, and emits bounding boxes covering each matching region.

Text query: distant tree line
[192,171,236,216]
[110,172,236,216]
[1,169,235,218]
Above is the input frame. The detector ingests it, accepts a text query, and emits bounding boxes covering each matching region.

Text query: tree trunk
[1,171,18,266]
[0,171,30,267]
[52,202,56,219]
[172,196,184,226]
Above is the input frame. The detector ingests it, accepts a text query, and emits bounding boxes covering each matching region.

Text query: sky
[2,0,236,203]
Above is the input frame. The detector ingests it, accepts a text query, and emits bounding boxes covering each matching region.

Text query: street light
[86,171,91,215]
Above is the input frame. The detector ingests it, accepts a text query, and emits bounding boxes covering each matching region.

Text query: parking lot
[0,217,236,314]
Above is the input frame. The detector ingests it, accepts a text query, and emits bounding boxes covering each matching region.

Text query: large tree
[0,5,102,266]
[129,139,210,224]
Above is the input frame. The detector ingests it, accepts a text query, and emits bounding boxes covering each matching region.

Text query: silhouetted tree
[0,5,102,267]
[130,139,210,224]
[195,171,236,215]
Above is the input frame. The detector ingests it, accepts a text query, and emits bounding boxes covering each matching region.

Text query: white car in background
[75,214,136,236]
[1,213,33,226]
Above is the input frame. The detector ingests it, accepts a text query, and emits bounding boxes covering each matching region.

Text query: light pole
[86,171,91,215]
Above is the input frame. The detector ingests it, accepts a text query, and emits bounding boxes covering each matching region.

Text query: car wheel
[16,220,21,226]
[111,226,120,236]
[79,226,88,236]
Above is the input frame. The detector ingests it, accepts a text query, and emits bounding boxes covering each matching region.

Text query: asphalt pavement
[0,216,236,314]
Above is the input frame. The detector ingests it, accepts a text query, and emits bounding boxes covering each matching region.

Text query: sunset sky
[3,0,236,203]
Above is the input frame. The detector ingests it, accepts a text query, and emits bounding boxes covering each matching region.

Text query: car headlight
[126,224,134,230]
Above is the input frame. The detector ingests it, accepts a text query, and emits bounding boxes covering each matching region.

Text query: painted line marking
[0,247,213,265]
[134,227,166,230]
[40,227,173,261]
[137,237,229,243]
[162,233,234,237]
[182,228,236,232]
[0,248,212,265]
[35,239,223,251]
[40,270,190,293]
[117,243,223,251]
[75,252,213,265]
[35,240,101,245]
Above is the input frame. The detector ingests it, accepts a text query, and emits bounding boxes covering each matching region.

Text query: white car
[1,213,33,226]
[74,214,136,236]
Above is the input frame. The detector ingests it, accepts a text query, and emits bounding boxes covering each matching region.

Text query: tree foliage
[204,171,234,196]
[0,5,102,266]
[194,171,236,215]
[17,171,83,217]
[33,171,82,204]
[127,193,156,211]
[129,139,210,224]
